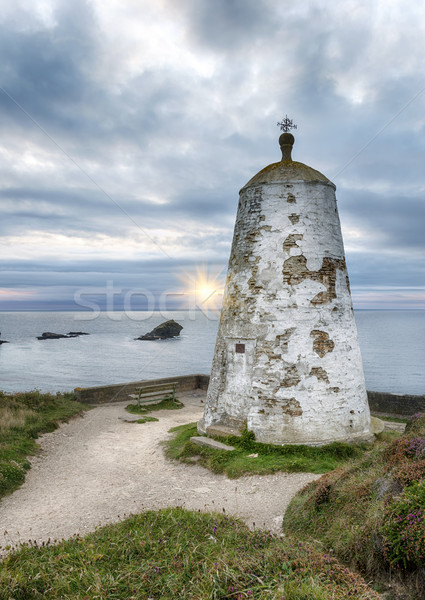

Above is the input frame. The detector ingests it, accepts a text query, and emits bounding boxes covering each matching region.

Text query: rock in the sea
[37,332,70,340]
[0,332,9,344]
[37,331,89,340]
[67,331,90,337]
[135,319,183,340]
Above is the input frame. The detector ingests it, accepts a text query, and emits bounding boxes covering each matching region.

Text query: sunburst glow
[178,265,225,312]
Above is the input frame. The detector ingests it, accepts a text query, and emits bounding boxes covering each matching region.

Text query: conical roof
[242,160,335,190]
[241,131,335,191]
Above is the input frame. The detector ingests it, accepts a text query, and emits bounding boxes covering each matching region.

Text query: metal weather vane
[277,115,297,132]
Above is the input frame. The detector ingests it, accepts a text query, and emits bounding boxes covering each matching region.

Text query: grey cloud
[340,188,425,252]
[346,251,425,288]
[0,2,96,127]
[0,183,237,242]
[175,0,277,50]
[0,0,424,309]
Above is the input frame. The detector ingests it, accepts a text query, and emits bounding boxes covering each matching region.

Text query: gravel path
[0,391,319,556]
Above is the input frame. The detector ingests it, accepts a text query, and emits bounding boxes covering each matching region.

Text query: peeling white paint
[199,157,372,445]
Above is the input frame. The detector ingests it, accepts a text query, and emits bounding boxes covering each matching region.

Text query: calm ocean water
[0,310,423,395]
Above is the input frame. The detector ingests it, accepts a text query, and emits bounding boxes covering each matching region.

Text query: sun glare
[178,265,225,311]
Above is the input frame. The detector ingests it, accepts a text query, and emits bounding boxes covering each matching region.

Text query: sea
[0,310,424,396]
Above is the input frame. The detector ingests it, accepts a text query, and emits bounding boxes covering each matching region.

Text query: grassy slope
[0,507,381,600]
[2,392,414,598]
[0,390,88,499]
[164,422,369,478]
[284,414,425,600]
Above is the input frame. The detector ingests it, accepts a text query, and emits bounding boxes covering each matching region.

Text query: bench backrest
[136,382,177,395]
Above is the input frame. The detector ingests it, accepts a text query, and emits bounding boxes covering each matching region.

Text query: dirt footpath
[0,391,319,555]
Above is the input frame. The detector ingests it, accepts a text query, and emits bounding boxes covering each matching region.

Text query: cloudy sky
[0,0,424,311]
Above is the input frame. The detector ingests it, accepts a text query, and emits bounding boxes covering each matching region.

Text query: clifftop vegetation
[0,390,88,500]
[284,413,425,599]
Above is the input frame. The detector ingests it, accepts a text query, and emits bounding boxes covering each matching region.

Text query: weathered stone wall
[74,374,203,405]
[197,374,211,391]
[367,391,425,416]
[74,372,424,416]
[200,164,372,445]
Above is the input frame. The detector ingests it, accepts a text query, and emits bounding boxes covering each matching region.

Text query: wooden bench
[128,382,178,407]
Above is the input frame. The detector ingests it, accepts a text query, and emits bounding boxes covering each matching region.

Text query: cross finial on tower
[278,116,296,161]
[277,115,297,133]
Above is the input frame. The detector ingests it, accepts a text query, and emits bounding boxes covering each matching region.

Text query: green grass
[372,415,409,424]
[0,507,380,599]
[133,416,159,424]
[0,390,88,500]
[284,414,425,599]
[125,397,184,415]
[164,423,369,478]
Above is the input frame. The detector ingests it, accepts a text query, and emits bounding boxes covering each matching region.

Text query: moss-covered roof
[241,160,336,191]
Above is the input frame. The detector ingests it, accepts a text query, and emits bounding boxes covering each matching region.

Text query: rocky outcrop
[135,320,183,341]
[67,331,90,337]
[37,332,69,340]
[37,332,89,340]
[0,333,9,345]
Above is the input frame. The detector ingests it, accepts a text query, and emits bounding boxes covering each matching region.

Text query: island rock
[37,332,70,340]
[37,331,89,340]
[67,331,90,337]
[135,320,183,340]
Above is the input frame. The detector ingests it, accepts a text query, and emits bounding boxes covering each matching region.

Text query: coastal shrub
[384,436,425,468]
[0,508,380,599]
[405,412,425,436]
[314,476,334,507]
[393,459,425,487]
[0,462,27,495]
[381,481,425,569]
[0,390,64,411]
[285,421,425,599]
[382,421,425,491]
[284,444,388,560]
[0,407,34,433]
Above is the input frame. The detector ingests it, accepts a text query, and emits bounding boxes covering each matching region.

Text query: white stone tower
[199,121,372,445]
